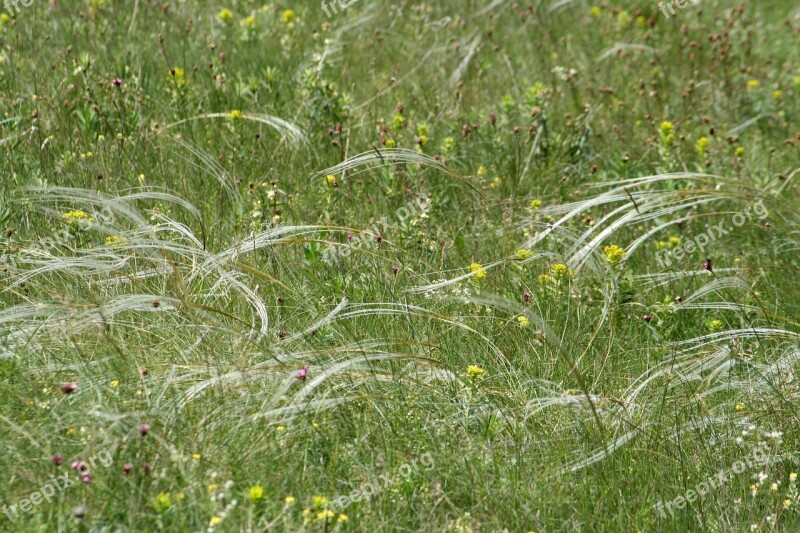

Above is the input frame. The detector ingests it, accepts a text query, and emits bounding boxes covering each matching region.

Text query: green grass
[2,0,800,531]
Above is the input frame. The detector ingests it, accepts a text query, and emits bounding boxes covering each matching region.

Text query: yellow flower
[515,249,533,260]
[696,136,710,157]
[517,315,530,328]
[603,244,626,265]
[325,174,336,185]
[385,138,396,148]
[152,492,172,513]
[230,109,243,120]
[242,15,256,28]
[537,273,552,285]
[784,499,792,509]
[247,485,264,502]
[105,236,125,246]
[312,496,329,508]
[282,9,296,24]
[338,514,348,523]
[735,403,746,411]
[590,6,601,17]
[477,165,487,176]
[773,90,783,100]
[551,263,573,279]
[636,15,646,27]
[109,380,119,388]
[735,146,745,157]
[218,8,234,22]
[316,510,335,521]
[659,121,675,147]
[0,14,10,24]
[790,472,797,481]
[746,79,760,89]
[707,319,723,332]
[470,262,486,281]
[284,496,296,504]
[530,199,542,209]
[207,483,218,492]
[276,425,286,432]
[466,365,486,379]
[490,176,502,189]
[210,516,223,525]
[668,236,681,247]
[167,67,186,86]
[192,453,202,460]
[64,210,94,223]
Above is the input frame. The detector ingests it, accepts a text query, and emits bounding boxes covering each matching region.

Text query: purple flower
[523,290,531,303]
[72,461,89,475]
[138,424,151,436]
[277,329,287,339]
[391,264,399,274]
[82,474,91,484]
[60,382,78,394]
[643,315,653,323]
[703,258,713,272]
[52,454,65,466]
[123,463,133,475]
[376,235,382,245]
[296,365,308,381]
[675,295,683,303]
[113,78,122,86]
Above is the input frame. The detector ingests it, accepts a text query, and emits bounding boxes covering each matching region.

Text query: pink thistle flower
[138,424,151,436]
[60,382,78,394]
[123,463,133,475]
[643,315,653,323]
[296,365,308,381]
[52,454,65,466]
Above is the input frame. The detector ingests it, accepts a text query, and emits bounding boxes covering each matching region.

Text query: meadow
[1,0,800,531]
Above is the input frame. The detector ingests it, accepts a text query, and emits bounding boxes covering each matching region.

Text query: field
[2,0,800,531]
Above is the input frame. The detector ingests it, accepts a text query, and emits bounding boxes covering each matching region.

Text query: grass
[1,0,800,531]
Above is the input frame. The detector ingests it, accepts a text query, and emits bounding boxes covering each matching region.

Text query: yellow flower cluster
[603,244,626,265]
[469,262,486,281]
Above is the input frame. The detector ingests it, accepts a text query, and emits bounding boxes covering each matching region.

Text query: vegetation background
[1,0,800,531]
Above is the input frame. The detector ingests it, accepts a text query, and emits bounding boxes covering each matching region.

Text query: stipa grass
[1,0,800,531]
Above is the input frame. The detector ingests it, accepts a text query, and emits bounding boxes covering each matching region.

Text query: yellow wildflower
[313,495,329,507]
[735,146,745,157]
[696,136,709,157]
[515,249,533,260]
[530,199,542,209]
[282,9,295,24]
[325,174,336,185]
[735,403,746,411]
[517,315,530,328]
[773,90,783,100]
[537,273,552,285]
[590,6,601,17]
[242,15,256,28]
[284,496,296,504]
[477,165,487,176]
[64,210,94,223]
[603,244,626,265]
[210,516,223,526]
[105,236,125,246]
[109,380,119,388]
[151,492,172,513]
[218,9,234,22]
[192,453,201,460]
[551,263,573,278]
[470,262,486,281]
[230,109,243,120]
[746,79,760,89]
[466,365,486,379]
[247,485,264,502]
[338,514,348,523]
